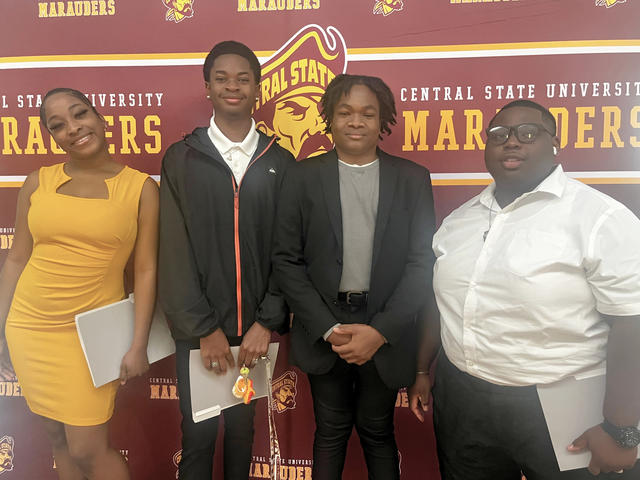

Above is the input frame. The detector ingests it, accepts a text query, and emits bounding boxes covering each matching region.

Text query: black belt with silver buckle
[337,291,369,306]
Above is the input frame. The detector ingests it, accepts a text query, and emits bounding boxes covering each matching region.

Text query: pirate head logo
[0,436,14,475]
[255,24,347,160]
[373,0,404,16]
[595,0,626,6]
[163,0,194,23]
[271,370,298,413]
[172,450,181,479]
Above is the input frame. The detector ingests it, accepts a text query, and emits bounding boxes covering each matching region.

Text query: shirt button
[467,360,474,367]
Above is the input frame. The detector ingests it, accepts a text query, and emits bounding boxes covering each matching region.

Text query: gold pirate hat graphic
[595,0,626,6]
[163,0,194,23]
[373,0,404,16]
[0,436,14,475]
[254,25,347,160]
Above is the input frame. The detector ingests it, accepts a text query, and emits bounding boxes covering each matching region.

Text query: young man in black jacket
[158,41,294,480]
[273,74,437,480]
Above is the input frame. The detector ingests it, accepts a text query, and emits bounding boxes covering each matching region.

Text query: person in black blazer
[273,74,436,480]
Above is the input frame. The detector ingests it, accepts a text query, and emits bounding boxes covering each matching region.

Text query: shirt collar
[207,114,259,157]
[477,164,566,209]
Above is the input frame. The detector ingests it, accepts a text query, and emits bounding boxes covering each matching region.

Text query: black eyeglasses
[485,123,555,145]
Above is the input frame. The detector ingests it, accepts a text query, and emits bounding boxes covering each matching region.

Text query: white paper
[189,343,279,423]
[537,371,640,471]
[75,294,176,387]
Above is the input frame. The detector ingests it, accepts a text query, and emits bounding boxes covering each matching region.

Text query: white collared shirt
[207,114,259,184]
[434,165,640,386]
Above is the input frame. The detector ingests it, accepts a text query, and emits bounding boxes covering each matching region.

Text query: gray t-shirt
[338,158,380,292]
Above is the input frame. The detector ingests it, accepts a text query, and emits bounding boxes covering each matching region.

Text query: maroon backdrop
[1,1,639,478]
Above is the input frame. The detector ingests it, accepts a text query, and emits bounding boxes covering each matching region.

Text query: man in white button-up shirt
[409,100,640,479]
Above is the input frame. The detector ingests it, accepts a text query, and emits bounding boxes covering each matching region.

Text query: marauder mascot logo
[254,24,347,160]
[163,0,194,22]
[373,0,404,16]
[172,450,181,479]
[595,0,626,6]
[271,371,298,413]
[0,436,15,476]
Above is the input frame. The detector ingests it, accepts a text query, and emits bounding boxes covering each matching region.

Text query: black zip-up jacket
[158,127,295,341]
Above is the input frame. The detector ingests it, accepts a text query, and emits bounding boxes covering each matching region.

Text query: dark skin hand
[237,322,271,369]
[408,300,441,422]
[569,425,637,475]
[327,330,351,347]
[200,328,235,375]
[331,324,385,365]
[568,315,640,475]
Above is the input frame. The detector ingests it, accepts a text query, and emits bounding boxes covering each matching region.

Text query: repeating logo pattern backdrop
[1,1,639,478]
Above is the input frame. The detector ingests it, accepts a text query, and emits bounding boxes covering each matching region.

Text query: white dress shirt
[207,114,259,184]
[434,165,640,386]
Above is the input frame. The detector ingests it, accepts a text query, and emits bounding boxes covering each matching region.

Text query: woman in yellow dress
[0,88,159,480]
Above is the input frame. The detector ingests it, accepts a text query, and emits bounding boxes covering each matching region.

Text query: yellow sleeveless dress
[5,163,148,426]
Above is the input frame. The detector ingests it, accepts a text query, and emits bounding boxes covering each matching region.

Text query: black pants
[433,353,639,480]
[176,339,256,480]
[307,306,400,480]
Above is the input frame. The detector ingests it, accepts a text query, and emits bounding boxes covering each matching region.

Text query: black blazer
[272,149,436,389]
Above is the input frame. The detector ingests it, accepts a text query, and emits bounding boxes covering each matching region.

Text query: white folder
[537,367,640,471]
[189,343,279,423]
[75,294,176,387]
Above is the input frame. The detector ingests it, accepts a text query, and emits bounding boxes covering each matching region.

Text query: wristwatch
[601,419,640,449]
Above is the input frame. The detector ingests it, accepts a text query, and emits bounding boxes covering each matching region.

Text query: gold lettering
[270,70,281,97]
[463,109,484,150]
[261,78,272,104]
[434,110,459,151]
[307,59,318,84]
[550,107,569,149]
[24,116,47,154]
[1,117,22,154]
[279,67,288,90]
[630,106,640,148]
[600,106,624,148]
[144,115,162,154]
[402,110,429,152]
[238,0,248,10]
[150,384,160,399]
[290,61,300,86]
[1,235,15,250]
[39,3,48,17]
[119,116,141,154]
[575,106,595,149]
[104,115,115,154]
